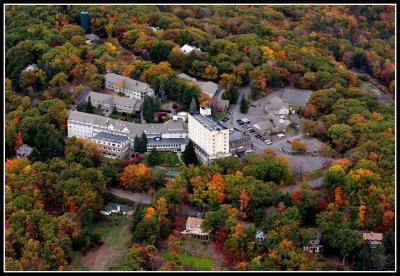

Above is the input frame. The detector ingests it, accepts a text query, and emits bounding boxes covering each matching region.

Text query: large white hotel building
[188,107,231,164]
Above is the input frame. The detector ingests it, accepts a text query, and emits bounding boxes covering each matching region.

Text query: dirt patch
[80,242,127,271]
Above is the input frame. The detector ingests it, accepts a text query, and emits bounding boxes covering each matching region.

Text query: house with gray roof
[16,144,33,158]
[86,91,142,115]
[177,73,219,98]
[105,73,154,101]
[264,97,290,116]
[85,33,99,44]
[177,73,197,83]
[252,113,291,136]
[198,81,219,98]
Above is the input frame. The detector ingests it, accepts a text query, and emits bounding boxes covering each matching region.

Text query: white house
[105,73,154,101]
[100,203,134,216]
[303,228,323,254]
[188,107,231,164]
[362,232,383,248]
[181,217,210,240]
[255,230,266,245]
[180,44,200,54]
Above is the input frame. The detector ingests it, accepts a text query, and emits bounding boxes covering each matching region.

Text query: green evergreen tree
[240,96,249,113]
[223,84,239,104]
[142,96,155,122]
[85,96,94,114]
[189,97,198,114]
[28,147,41,162]
[139,132,148,153]
[182,140,199,166]
[159,81,166,103]
[147,148,161,166]
[133,136,140,153]
[154,97,161,112]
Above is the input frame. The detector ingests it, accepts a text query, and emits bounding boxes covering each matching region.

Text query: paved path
[281,176,325,194]
[109,188,153,204]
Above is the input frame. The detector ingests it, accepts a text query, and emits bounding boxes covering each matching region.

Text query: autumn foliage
[119,164,151,192]
[334,186,344,206]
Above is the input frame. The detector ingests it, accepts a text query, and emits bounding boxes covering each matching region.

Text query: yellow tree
[261,46,274,61]
[239,189,250,213]
[358,203,366,228]
[208,173,225,204]
[143,207,155,221]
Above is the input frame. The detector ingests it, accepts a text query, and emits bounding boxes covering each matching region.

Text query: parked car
[277,133,285,138]
[264,140,272,145]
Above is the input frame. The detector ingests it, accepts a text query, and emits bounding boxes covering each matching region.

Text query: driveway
[109,188,153,204]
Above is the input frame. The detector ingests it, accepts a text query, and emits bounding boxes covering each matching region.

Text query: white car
[264,140,272,145]
[277,133,285,138]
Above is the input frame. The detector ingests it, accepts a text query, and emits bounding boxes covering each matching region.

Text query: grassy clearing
[69,251,90,271]
[68,214,133,271]
[143,151,181,167]
[214,112,225,120]
[177,251,214,271]
[93,215,132,250]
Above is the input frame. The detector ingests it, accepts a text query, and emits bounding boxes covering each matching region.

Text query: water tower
[80,11,89,34]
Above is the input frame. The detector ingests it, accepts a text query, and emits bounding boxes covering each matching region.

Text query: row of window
[102,147,121,152]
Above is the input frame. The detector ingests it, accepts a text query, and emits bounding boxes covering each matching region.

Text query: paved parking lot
[221,86,334,173]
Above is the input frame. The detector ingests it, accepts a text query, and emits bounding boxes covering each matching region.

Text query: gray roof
[87,91,142,109]
[265,97,289,113]
[16,144,33,155]
[177,73,197,82]
[198,81,218,98]
[253,120,274,130]
[85,33,99,41]
[92,132,130,144]
[229,129,250,142]
[147,138,188,145]
[69,110,187,137]
[105,73,153,93]
[192,114,227,131]
[103,202,133,213]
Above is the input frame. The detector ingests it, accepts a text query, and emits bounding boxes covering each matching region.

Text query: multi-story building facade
[188,107,231,164]
[68,110,188,157]
[229,129,252,155]
[105,73,154,101]
[86,91,142,115]
[90,132,131,159]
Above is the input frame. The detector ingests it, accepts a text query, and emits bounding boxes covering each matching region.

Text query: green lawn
[214,112,225,120]
[143,151,182,167]
[177,251,214,271]
[93,215,132,250]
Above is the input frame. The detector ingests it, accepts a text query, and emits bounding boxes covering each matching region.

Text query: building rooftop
[85,33,99,41]
[92,132,130,144]
[69,110,187,137]
[198,81,218,98]
[192,113,227,131]
[363,232,383,241]
[105,73,153,93]
[16,144,33,156]
[103,202,133,213]
[87,91,142,110]
[229,129,250,142]
[177,73,197,82]
[147,138,188,145]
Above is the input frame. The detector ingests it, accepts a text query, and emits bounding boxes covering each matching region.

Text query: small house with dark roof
[303,228,323,254]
